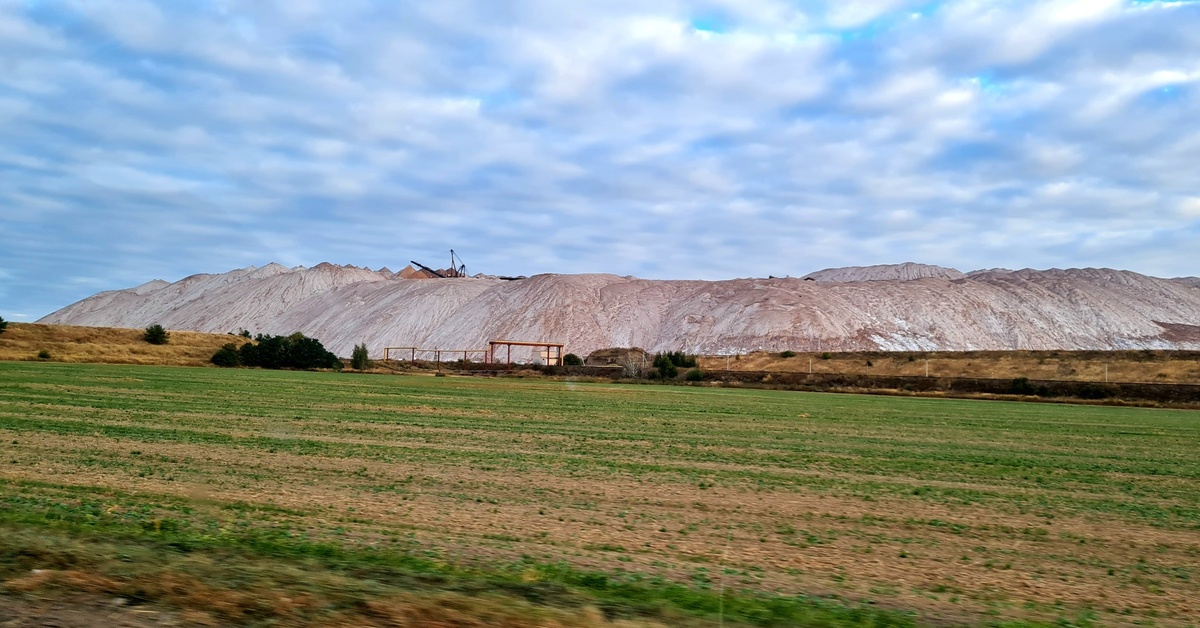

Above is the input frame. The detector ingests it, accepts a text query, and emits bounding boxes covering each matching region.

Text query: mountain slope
[39,263,1200,358]
[802,262,967,282]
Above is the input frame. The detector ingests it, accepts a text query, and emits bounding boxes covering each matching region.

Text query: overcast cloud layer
[2,1,1199,320]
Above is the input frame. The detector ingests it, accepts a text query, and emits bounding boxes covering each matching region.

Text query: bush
[653,351,697,370]
[1009,377,1035,396]
[211,343,241,367]
[673,351,698,368]
[685,368,704,381]
[237,333,341,370]
[1076,383,1115,400]
[351,343,370,370]
[563,353,583,366]
[143,324,169,345]
[37,349,51,360]
[0,316,7,335]
[819,352,832,360]
[652,354,678,379]
[780,350,796,358]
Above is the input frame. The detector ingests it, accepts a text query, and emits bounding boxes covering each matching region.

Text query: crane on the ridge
[449,249,467,278]
[409,249,468,279]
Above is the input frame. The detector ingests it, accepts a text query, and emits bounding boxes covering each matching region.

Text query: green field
[1,362,1197,626]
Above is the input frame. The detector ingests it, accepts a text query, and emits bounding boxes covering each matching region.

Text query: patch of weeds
[582,543,626,553]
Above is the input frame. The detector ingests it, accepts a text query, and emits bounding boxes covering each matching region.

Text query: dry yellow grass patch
[0,322,240,367]
[702,349,1200,384]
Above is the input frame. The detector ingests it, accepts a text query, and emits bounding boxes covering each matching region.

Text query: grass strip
[0,493,917,627]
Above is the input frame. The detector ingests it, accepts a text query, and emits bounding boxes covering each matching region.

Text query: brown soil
[0,592,192,627]
[0,585,647,627]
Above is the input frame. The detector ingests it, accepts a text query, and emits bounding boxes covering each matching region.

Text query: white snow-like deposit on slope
[802,262,967,282]
[39,263,1200,358]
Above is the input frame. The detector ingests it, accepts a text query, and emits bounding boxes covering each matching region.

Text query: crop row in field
[1,362,1197,626]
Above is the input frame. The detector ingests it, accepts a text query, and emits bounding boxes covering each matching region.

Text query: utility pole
[925,359,930,377]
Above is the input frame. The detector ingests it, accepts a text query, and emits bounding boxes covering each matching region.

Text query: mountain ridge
[39,262,1200,359]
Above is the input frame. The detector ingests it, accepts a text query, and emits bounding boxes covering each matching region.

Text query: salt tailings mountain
[39,262,1200,359]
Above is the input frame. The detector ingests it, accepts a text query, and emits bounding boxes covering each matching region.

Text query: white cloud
[826,0,910,28]
[855,67,944,109]
[1,0,1199,320]
[72,0,171,49]
[1178,197,1200,219]
[82,164,204,194]
[0,10,65,52]
[1027,140,1082,173]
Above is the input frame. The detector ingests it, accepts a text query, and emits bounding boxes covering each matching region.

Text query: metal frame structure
[383,339,565,367]
[383,346,420,362]
[488,340,565,366]
[409,249,469,279]
[383,347,489,363]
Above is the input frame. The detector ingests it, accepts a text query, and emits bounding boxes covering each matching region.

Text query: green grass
[1,361,1198,626]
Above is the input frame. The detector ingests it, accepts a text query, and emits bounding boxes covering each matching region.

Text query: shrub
[652,354,678,379]
[654,351,697,370]
[351,343,370,370]
[143,324,169,345]
[685,368,704,381]
[1076,383,1115,400]
[563,353,583,366]
[237,333,341,370]
[819,352,832,360]
[37,349,51,360]
[780,350,796,358]
[1009,377,1035,396]
[0,316,7,335]
[211,343,241,367]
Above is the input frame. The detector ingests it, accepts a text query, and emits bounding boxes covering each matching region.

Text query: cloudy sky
[2,1,1199,320]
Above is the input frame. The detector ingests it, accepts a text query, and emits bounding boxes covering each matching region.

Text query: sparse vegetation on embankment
[0,323,240,366]
[699,349,1200,385]
[690,370,1200,408]
[3,361,1198,626]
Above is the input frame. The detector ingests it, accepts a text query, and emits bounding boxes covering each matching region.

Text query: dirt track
[0,594,188,627]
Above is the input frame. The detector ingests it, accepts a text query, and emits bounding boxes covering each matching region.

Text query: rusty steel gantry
[487,340,565,366]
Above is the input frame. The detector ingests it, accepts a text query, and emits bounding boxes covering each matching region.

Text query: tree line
[212,332,341,370]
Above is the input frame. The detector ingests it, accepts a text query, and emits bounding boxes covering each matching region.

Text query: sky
[2,0,1199,321]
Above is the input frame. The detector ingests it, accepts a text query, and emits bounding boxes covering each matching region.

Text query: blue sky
[1,0,1199,320]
